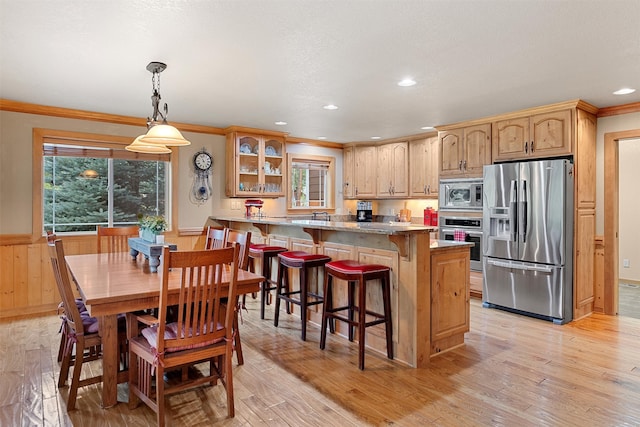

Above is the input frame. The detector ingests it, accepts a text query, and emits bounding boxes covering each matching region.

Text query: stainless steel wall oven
[439,214,483,272]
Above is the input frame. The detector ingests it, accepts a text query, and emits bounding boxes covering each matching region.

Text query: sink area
[290,219,329,226]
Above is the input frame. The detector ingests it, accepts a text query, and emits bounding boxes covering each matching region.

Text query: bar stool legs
[274,251,331,341]
[248,245,287,320]
[320,260,393,370]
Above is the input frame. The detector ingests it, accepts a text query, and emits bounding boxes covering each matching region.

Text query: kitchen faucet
[312,211,330,221]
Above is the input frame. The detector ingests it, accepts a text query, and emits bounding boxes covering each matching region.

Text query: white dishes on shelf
[239,143,252,154]
[265,145,277,156]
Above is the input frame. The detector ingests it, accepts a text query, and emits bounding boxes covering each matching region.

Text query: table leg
[149,255,160,273]
[99,314,119,408]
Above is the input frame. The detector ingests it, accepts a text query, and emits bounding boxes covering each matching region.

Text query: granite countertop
[210,215,438,235]
[430,240,475,250]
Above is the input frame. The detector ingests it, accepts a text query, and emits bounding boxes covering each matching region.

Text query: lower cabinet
[430,247,470,354]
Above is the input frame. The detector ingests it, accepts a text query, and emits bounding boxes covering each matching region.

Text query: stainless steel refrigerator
[482,159,574,324]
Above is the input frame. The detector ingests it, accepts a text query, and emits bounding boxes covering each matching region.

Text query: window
[34,129,175,236]
[287,154,335,212]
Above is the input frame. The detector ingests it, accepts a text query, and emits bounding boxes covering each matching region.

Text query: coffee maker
[356,201,373,222]
[245,199,264,218]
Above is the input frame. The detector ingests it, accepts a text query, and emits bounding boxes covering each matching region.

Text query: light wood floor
[619,282,640,319]
[2,298,640,426]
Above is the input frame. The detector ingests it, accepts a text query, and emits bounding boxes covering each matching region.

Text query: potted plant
[138,214,167,243]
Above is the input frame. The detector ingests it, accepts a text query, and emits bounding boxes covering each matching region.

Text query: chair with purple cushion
[48,238,128,410]
[127,245,240,424]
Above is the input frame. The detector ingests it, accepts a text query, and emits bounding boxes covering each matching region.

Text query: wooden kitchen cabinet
[342,146,355,199]
[430,246,470,354]
[409,136,439,198]
[353,145,377,198]
[439,123,491,178]
[377,142,409,197]
[492,109,572,162]
[225,127,286,198]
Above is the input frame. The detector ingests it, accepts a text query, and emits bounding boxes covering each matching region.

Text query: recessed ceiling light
[323,104,339,110]
[398,78,416,87]
[274,121,287,125]
[371,136,381,140]
[317,136,327,140]
[421,126,435,130]
[613,88,636,95]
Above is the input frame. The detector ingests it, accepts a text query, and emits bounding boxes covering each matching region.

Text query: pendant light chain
[126,61,191,152]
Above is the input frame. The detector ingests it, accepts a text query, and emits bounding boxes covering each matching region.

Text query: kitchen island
[209,215,472,368]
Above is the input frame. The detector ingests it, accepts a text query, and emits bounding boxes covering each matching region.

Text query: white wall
[619,138,640,282]
[595,111,640,234]
[0,110,223,234]
[0,109,349,235]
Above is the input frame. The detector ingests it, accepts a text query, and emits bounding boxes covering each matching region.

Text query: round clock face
[194,152,212,171]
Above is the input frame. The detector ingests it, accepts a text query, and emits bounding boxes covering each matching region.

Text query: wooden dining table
[65,251,263,408]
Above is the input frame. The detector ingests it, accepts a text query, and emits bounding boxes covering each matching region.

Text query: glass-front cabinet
[225,127,286,197]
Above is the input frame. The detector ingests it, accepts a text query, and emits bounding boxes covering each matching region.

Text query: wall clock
[191,149,213,204]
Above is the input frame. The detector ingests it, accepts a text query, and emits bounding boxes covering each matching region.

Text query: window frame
[286,153,335,214]
[32,128,179,240]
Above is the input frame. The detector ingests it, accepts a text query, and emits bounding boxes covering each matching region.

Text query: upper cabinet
[353,145,377,198]
[493,109,572,162]
[409,136,438,198]
[225,127,286,198]
[344,135,438,200]
[342,146,356,199]
[439,123,491,178]
[377,142,409,197]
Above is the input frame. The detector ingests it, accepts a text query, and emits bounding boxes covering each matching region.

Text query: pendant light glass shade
[125,135,172,154]
[139,124,191,146]
[79,169,99,179]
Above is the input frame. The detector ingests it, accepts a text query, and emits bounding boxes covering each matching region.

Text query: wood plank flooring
[2,298,640,426]
[619,282,640,319]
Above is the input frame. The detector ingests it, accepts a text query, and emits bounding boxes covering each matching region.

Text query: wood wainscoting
[0,233,207,320]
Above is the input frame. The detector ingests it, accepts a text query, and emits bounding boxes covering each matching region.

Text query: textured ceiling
[1,0,639,142]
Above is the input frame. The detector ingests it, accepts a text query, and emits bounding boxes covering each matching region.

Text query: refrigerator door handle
[487,259,553,273]
[509,180,518,242]
[519,179,528,243]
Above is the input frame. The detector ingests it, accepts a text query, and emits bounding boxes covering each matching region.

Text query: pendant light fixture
[126,61,191,153]
[125,135,172,154]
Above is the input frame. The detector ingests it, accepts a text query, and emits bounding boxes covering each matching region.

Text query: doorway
[617,138,640,318]
[603,129,640,315]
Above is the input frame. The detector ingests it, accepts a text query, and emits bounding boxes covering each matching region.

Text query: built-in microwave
[439,178,483,210]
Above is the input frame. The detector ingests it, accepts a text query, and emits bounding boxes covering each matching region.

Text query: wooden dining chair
[225,229,252,364]
[48,239,127,410]
[204,226,228,250]
[97,225,139,253]
[127,245,240,425]
[47,230,69,362]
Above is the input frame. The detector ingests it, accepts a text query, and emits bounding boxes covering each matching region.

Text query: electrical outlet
[623,259,630,268]
[231,200,240,210]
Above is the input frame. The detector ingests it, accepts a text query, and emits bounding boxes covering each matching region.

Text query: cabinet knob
[524,141,528,154]
[458,160,463,171]
[463,160,467,171]
[531,141,534,152]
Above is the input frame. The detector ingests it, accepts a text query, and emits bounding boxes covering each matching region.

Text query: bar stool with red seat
[319,260,393,370]
[274,251,332,341]
[248,244,288,319]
